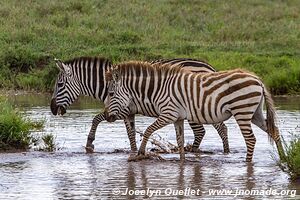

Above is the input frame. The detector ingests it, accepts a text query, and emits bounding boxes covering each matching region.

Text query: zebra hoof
[85,145,94,153]
[183,144,199,152]
[184,144,192,152]
[191,147,201,153]
[224,149,230,154]
[128,153,153,162]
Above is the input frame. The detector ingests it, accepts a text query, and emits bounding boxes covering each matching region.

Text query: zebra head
[51,59,81,116]
[105,67,131,122]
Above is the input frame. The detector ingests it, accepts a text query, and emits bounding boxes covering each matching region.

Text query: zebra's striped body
[149,59,229,153]
[50,57,229,153]
[106,62,284,161]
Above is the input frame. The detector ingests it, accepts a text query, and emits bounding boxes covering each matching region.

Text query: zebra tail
[263,85,277,144]
[263,84,285,159]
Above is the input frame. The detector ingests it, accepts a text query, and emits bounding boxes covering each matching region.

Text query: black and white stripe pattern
[106,62,283,161]
[50,57,138,152]
[52,57,111,104]
[152,59,229,153]
[50,57,229,154]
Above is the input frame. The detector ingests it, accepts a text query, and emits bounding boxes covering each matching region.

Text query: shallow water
[0,94,300,199]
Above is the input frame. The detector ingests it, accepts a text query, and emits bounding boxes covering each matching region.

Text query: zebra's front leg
[136,115,176,160]
[85,113,106,153]
[174,119,185,160]
[124,114,137,152]
[188,121,205,153]
[212,122,230,153]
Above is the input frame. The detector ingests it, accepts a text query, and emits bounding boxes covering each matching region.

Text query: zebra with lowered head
[105,61,284,162]
[50,57,229,153]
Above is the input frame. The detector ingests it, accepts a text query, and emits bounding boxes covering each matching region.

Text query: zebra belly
[186,108,232,124]
[201,111,232,124]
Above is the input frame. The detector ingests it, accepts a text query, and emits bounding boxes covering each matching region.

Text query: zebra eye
[109,91,114,97]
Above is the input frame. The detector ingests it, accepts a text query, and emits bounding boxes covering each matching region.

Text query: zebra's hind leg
[235,118,256,162]
[124,114,138,152]
[188,121,205,153]
[212,122,230,153]
[86,113,106,153]
[174,119,185,160]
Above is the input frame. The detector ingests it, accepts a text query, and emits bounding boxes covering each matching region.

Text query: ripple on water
[0,95,299,199]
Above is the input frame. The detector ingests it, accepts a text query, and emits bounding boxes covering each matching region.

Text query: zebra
[105,61,284,162]
[151,59,229,153]
[50,57,229,153]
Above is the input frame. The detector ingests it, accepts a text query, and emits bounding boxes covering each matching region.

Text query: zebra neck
[79,83,97,98]
[79,82,109,102]
[73,68,110,102]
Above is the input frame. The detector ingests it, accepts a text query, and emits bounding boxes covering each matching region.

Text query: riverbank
[0,98,45,151]
[1,89,300,99]
[1,90,300,112]
[0,1,299,94]
[0,52,299,95]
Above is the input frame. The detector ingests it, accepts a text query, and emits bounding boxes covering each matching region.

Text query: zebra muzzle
[50,98,66,116]
[57,106,66,115]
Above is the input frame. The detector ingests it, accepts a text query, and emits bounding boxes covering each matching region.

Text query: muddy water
[0,94,300,199]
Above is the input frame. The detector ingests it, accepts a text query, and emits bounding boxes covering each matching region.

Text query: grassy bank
[0,98,58,152]
[0,99,44,151]
[0,0,299,94]
[277,134,300,180]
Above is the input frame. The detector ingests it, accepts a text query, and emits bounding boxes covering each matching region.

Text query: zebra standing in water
[149,59,229,153]
[50,57,229,153]
[106,61,284,162]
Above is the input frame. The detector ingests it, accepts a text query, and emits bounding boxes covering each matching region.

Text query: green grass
[0,98,45,151]
[277,134,300,180]
[0,0,299,94]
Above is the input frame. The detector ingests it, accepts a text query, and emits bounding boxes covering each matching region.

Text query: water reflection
[0,94,299,199]
[245,163,255,200]
[0,153,299,199]
[191,163,202,197]
[86,155,100,198]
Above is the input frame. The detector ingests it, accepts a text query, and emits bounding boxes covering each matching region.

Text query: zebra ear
[54,58,71,74]
[54,58,64,71]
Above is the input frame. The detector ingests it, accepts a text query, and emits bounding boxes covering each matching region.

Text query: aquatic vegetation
[0,99,44,151]
[276,134,300,180]
[40,133,59,152]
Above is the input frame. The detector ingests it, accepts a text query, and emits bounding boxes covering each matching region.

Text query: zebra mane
[63,56,112,67]
[114,61,188,78]
[214,68,259,78]
[112,61,260,83]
